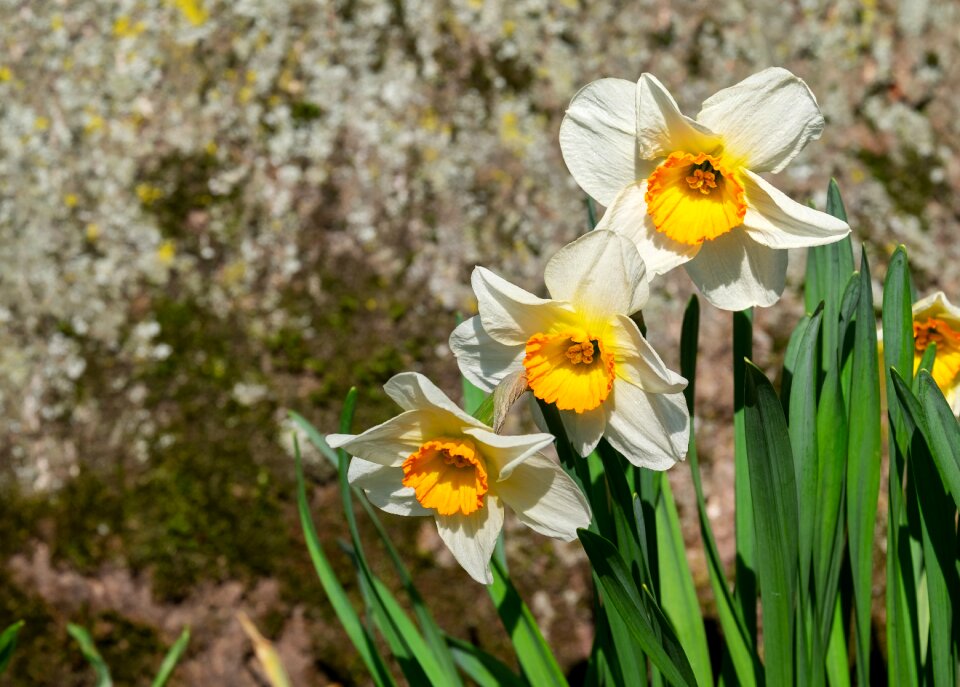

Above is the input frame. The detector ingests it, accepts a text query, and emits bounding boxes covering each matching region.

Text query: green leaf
[917,372,960,509]
[489,555,567,687]
[445,635,525,687]
[845,247,882,686]
[67,624,113,687]
[151,627,191,687]
[732,309,757,643]
[293,439,396,687]
[0,621,24,675]
[681,297,757,687]
[578,529,697,687]
[743,361,799,686]
[656,478,714,687]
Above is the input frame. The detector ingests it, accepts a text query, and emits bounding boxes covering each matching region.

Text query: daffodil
[450,229,689,465]
[326,372,591,584]
[911,291,960,414]
[559,67,850,310]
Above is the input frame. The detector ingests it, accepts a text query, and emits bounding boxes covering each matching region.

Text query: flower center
[402,438,489,516]
[645,151,747,246]
[523,329,615,413]
[913,317,960,392]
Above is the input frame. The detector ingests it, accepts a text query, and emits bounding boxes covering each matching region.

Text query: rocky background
[2,0,958,683]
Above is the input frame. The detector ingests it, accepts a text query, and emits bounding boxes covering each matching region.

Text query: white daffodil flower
[909,292,960,415]
[449,229,689,465]
[559,67,851,310]
[326,372,591,584]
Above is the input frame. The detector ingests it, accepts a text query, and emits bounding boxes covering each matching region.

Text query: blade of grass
[293,438,396,687]
[151,627,190,687]
[743,361,799,686]
[733,309,757,644]
[917,372,960,508]
[444,635,525,687]
[845,247,881,687]
[578,529,697,687]
[0,621,24,675]
[67,624,112,687]
[489,555,568,687]
[681,297,757,686]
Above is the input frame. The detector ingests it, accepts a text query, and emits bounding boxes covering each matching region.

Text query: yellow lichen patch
[645,152,746,245]
[524,329,615,413]
[136,183,164,206]
[402,438,489,516]
[0,67,12,82]
[172,0,208,26]
[114,16,146,38]
[914,317,960,392]
[157,240,176,265]
[85,223,101,242]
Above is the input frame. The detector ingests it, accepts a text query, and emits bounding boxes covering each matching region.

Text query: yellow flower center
[645,152,747,246]
[913,317,960,392]
[401,438,489,516]
[523,329,615,413]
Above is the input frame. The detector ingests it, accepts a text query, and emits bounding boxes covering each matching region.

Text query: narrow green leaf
[489,555,567,687]
[656,478,714,687]
[0,621,24,675]
[578,529,697,687]
[918,372,960,508]
[781,313,811,418]
[743,362,798,686]
[846,247,881,686]
[293,439,396,687]
[67,624,113,687]
[151,627,191,687]
[825,597,851,687]
[733,309,757,642]
[445,635,525,687]
[682,297,757,686]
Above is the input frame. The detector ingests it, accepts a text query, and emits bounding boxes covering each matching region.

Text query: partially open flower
[450,230,689,465]
[559,67,850,310]
[327,372,591,584]
[911,291,960,415]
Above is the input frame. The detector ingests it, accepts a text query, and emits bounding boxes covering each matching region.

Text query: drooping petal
[496,453,591,539]
[636,73,721,160]
[595,182,701,277]
[449,316,525,392]
[472,267,576,346]
[741,171,850,248]
[435,496,505,584]
[609,315,687,393]
[559,405,607,457]
[544,230,649,321]
[696,67,824,173]
[326,409,430,467]
[559,78,644,207]
[347,458,432,516]
[383,372,479,429]
[683,230,788,310]
[461,426,555,480]
[603,381,689,468]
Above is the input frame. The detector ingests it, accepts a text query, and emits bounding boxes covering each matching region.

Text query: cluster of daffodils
[332,68,854,583]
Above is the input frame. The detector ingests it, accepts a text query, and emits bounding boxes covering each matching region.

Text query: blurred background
[2,0,959,683]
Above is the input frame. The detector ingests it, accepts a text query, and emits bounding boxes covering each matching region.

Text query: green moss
[856,148,947,219]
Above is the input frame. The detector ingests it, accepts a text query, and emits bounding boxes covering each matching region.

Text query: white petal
[461,426,555,479]
[595,182,701,277]
[347,459,431,516]
[496,453,591,540]
[604,381,689,469]
[696,67,824,173]
[559,78,643,207]
[559,406,606,457]
[684,230,788,310]
[325,410,428,467]
[741,171,850,249]
[435,497,505,585]
[383,372,479,428]
[913,291,960,329]
[473,267,576,346]
[636,73,721,160]
[449,316,525,393]
[609,316,687,393]
[544,230,649,319]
